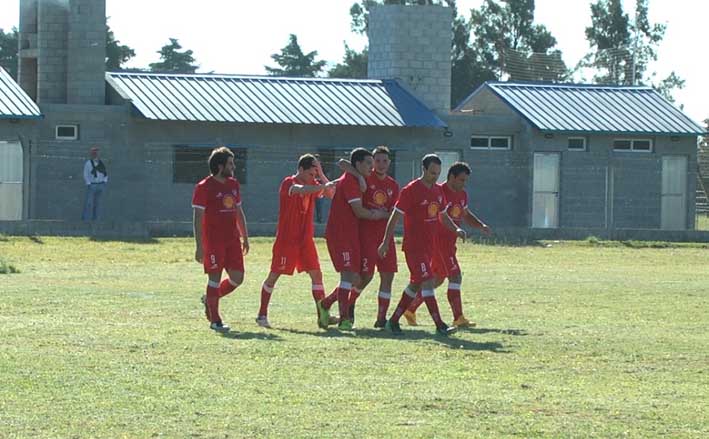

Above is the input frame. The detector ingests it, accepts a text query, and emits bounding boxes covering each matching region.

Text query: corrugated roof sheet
[457,81,704,135]
[0,67,42,119]
[106,72,446,128]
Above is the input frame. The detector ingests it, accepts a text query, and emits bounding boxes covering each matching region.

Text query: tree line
[0,0,687,106]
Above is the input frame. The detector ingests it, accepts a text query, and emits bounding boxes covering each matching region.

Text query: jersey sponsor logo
[372,190,388,206]
[427,201,440,218]
[222,194,236,209]
[449,204,463,219]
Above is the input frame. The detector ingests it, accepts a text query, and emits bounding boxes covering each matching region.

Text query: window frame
[613,138,653,153]
[470,135,512,150]
[567,136,587,151]
[173,146,248,184]
[55,124,79,140]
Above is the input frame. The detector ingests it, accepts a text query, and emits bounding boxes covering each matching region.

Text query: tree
[265,34,326,77]
[105,21,136,71]
[468,0,567,83]
[328,44,368,78]
[0,27,18,79]
[581,0,683,101]
[350,1,565,107]
[149,38,198,73]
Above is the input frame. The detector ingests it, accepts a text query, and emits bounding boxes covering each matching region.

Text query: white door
[532,153,560,228]
[661,156,687,230]
[0,141,23,220]
[434,151,461,183]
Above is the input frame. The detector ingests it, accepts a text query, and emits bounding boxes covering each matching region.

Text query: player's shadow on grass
[89,236,159,244]
[277,327,507,352]
[218,331,283,341]
[462,327,528,336]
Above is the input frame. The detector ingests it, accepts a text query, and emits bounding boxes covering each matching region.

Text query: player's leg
[256,271,280,328]
[385,281,419,333]
[219,239,245,299]
[420,276,457,337]
[336,271,360,330]
[202,243,229,332]
[374,271,394,328]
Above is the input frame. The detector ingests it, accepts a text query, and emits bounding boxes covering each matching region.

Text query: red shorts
[271,238,320,275]
[360,236,397,275]
[432,243,460,279]
[404,251,434,284]
[326,237,360,273]
[203,239,244,274]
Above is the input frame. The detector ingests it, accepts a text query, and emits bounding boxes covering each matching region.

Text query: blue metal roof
[457,81,704,135]
[0,67,42,119]
[106,72,446,128]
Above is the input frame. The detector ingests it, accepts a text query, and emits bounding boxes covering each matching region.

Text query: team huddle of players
[192,146,491,336]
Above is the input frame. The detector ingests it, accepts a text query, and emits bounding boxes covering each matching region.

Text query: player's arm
[377,209,402,258]
[463,207,492,236]
[337,159,367,192]
[439,206,466,242]
[350,199,388,221]
[192,207,204,263]
[314,160,336,199]
[235,204,250,255]
[290,180,336,195]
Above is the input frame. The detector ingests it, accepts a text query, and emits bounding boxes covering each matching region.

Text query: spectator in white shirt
[82,146,108,221]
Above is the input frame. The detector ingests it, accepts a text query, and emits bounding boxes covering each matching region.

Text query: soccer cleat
[373,319,387,329]
[435,324,457,337]
[385,319,402,334]
[200,295,210,321]
[316,300,330,329]
[255,315,271,328]
[338,319,354,331]
[453,315,476,328]
[210,321,230,332]
[403,310,418,326]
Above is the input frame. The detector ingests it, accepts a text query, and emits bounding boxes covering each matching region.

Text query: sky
[0,0,706,123]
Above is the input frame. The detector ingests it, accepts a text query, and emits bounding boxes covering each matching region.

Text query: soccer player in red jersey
[255,154,336,328]
[377,154,462,336]
[192,147,250,332]
[403,162,492,328]
[339,146,400,328]
[318,148,389,330]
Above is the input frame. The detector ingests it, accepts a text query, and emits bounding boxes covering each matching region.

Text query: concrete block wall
[368,4,453,114]
[37,0,68,104]
[29,103,131,220]
[67,0,106,105]
[443,114,530,227]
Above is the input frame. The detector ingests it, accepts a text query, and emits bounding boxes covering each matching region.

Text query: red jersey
[437,183,468,247]
[191,176,242,243]
[360,173,399,239]
[325,173,362,245]
[274,175,318,244]
[394,179,446,254]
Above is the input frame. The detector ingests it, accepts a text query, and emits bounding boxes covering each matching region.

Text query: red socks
[422,289,444,327]
[389,288,417,323]
[447,283,463,320]
[258,283,273,317]
[206,281,221,323]
[377,291,391,321]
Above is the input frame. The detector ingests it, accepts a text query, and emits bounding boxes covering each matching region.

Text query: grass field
[1,236,708,438]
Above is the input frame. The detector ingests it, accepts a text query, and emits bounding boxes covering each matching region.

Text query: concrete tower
[367,4,453,114]
[18,0,106,105]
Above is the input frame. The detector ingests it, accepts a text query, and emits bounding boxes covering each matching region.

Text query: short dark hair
[297,153,317,170]
[208,146,235,175]
[422,154,442,170]
[350,147,373,165]
[447,162,471,179]
[372,145,391,158]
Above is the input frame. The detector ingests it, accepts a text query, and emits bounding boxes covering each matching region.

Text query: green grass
[1,236,708,438]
